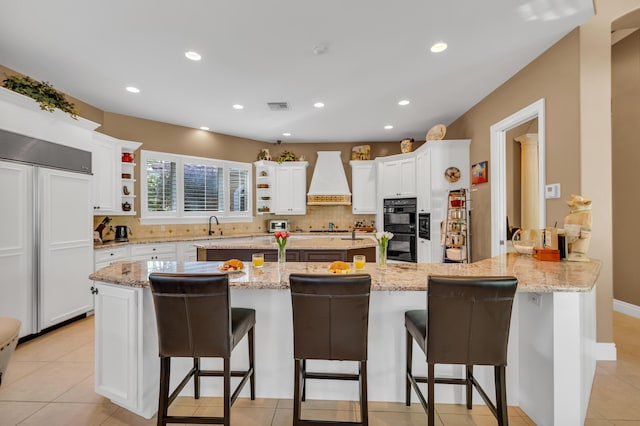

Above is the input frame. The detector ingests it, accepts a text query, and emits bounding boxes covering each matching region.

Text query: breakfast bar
[90,254,601,425]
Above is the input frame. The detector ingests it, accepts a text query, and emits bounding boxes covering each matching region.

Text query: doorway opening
[490,99,546,256]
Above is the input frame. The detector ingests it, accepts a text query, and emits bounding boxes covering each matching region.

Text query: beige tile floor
[0,312,638,425]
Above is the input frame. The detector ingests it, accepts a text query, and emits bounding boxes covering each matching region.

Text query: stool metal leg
[223,357,231,426]
[466,365,473,409]
[427,363,435,426]
[293,359,302,425]
[301,359,307,402]
[248,326,255,400]
[359,360,368,426]
[157,357,170,426]
[193,357,200,399]
[405,329,413,406]
[495,365,508,426]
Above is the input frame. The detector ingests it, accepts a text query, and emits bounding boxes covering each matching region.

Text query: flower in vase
[374,231,394,247]
[274,231,290,251]
[374,231,393,265]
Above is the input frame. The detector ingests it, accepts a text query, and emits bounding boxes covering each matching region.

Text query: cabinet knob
[90,286,99,295]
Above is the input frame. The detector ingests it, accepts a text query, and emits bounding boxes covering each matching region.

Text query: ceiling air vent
[267,102,290,111]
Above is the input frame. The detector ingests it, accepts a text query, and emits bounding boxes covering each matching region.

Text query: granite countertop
[94,232,373,250]
[89,253,602,293]
[194,236,376,250]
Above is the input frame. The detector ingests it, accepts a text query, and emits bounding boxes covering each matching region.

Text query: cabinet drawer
[130,243,177,261]
[95,246,130,264]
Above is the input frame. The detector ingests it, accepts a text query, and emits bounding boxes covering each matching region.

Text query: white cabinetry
[91,133,142,216]
[274,161,308,215]
[94,246,130,270]
[130,243,177,261]
[416,150,431,213]
[254,161,275,215]
[349,160,376,214]
[91,135,118,212]
[93,282,158,419]
[177,241,198,262]
[414,140,471,263]
[418,238,432,263]
[379,156,416,198]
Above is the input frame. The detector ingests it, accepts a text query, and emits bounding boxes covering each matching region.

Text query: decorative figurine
[563,194,592,262]
[258,148,272,161]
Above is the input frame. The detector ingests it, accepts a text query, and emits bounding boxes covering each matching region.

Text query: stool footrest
[305,372,360,381]
[295,420,366,426]
[161,415,226,424]
[198,369,252,378]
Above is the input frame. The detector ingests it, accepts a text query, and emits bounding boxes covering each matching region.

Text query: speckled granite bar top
[194,236,376,250]
[94,232,373,250]
[89,253,602,293]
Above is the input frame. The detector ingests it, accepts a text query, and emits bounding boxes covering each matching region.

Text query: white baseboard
[596,342,617,361]
[613,299,640,319]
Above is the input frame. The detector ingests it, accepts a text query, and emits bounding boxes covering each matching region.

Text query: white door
[0,161,34,336]
[39,168,94,329]
[94,282,139,409]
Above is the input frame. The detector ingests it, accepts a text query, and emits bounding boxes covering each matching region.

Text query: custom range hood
[307,151,352,205]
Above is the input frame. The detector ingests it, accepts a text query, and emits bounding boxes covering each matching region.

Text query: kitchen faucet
[208,215,219,235]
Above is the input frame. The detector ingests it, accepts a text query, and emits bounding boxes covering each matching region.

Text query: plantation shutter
[183,162,224,212]
[146,159,177,212]
[229,167,249,212]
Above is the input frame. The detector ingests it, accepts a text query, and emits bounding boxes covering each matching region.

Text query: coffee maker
[114,225,131,242]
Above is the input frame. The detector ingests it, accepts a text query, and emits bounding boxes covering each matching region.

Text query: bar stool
[149,273,256,426]
[0,317,21,387]
[289,273,371,426]
[405,275,517,426]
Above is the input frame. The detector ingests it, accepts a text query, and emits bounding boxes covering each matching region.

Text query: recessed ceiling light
[283,132,292,136]
[398,100,410,106]
[384,125,394,130]
[200,126,209,131]
[430,42,448,53]
[313,102,325,108]
[233,104,244,110]
[126,86,140,93]
[185,51,202,61]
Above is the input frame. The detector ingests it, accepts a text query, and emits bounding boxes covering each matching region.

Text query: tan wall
[578,0,640,343]
[446,30,581,262]
[612,29,640,305]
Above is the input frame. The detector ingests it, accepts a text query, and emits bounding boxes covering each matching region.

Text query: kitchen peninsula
[195,235,376,262]
[90,254,600,425]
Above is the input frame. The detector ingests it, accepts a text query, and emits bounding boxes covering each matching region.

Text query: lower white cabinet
[177,241,198,262]
[93,282,158,419]
[130,243,177,261]
[94,246,130,270]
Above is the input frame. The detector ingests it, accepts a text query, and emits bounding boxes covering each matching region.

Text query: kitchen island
[194,235,377,262]
[90,254,601,425]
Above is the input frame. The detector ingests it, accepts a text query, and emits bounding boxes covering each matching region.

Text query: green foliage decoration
[276,150,298,163]
[2,75,78,119]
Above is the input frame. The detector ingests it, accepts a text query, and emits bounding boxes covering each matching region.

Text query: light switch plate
[545,183,561,199]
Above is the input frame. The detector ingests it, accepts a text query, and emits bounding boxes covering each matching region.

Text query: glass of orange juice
[252,253,264,268]
[353,255,366,270]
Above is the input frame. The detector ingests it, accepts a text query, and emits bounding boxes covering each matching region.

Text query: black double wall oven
[383,198,417,262]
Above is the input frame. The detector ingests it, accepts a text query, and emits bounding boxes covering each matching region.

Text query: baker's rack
[443,189,470,263]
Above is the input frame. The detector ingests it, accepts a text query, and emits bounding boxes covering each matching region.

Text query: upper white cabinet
[274,161,308,215]
[416,150,431,213]
[91,133,142,215]
[92,133,119,212]
[254,161,275,215]
[350,160,376,214]
[379,155,416,198]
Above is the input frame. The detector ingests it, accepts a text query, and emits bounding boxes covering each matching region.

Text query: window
[140,150,252,224]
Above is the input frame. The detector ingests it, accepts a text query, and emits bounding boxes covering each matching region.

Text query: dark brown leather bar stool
[405,275,517,426]
[289,273,371,426]
[149,273,256,426]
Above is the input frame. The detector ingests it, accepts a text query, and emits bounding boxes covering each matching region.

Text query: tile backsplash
[94,206,375,240]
